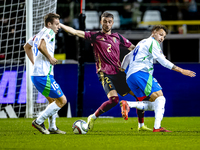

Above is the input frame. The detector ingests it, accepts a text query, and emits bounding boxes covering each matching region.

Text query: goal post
[25,0,33,118]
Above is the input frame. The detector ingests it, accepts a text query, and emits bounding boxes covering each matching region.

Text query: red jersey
[84,31,132,75]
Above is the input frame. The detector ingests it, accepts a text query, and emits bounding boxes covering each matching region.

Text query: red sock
[136,109,144,123]
[136,97,145,123]
[95,96,119,117]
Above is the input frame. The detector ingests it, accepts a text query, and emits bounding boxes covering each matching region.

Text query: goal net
[0,0,57,118]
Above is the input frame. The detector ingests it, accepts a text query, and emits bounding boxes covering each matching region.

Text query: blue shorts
[31,75,64,98]
[127,71,162,99]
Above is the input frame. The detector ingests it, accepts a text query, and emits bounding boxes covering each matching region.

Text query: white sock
[127,101,138,108]
[154,96,166,129]
[138,123,144,128]
[36,102,61,125]
[127,101,155,111]
[48,113,58,130]
[91,113,97,119]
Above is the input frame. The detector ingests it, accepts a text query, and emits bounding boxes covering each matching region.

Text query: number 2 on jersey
[107,44,111,52]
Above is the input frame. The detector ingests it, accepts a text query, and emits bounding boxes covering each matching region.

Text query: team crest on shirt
[113,37,116,43]
[57,90,61,95]
[46,34,50,39]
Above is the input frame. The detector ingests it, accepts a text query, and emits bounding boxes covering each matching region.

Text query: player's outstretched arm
[24,43,34,65]
[172,65,196,77]
[38,39,57,65]
[60,23,85,39]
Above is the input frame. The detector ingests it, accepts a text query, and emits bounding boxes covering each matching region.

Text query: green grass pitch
[0,117,200,150]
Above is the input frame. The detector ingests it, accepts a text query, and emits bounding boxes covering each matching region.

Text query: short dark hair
[44,13,60,27]
[151,25,168,34]
[101,11,114,19]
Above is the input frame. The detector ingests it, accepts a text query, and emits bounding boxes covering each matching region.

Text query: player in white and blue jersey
[24,13,67,134]
[120,25,196,132]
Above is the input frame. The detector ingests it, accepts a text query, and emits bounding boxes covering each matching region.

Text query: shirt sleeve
[27,36,34,46]
[118,34,132,48]
[84,31,96,42]
[121,51,132,70]
[152,40,174,70]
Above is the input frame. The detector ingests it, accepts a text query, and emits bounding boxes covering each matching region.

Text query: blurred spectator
[178,0,198,20]
[119,3,133,29]
[56,0,78,60]
[55,18,65,54]
[132,2,142,28]
[140,0,167,21]
[163,0,179,20]
[61,16,78,60]
[187,0,198,20]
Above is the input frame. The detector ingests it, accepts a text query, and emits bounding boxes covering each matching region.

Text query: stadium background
[55,0,200,117]
[1,0,200,118]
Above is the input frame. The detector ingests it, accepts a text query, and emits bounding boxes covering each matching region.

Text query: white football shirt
[121,36,174,79]
[27,27,55,76]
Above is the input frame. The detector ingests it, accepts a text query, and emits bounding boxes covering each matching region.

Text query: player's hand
[49,57,58,65]
[181,69,196,77]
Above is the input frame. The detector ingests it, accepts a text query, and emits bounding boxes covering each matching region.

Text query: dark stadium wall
[54,64,78,117]
[1,63,197,117]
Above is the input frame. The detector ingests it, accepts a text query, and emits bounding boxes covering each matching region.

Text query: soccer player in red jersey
[60,11,152,131]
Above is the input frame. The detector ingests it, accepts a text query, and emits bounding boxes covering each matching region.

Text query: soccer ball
[72,120,88,134]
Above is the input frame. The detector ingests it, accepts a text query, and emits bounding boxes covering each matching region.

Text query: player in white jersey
[24,13,67,134]
[120,25,196,132]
